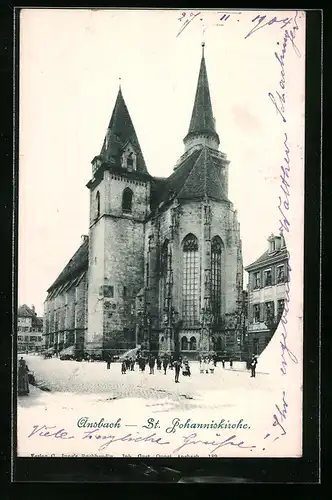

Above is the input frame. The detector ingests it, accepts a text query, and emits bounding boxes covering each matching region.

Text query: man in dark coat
[162,355,169,375]
[149,356,155,375]
[229,358,233,369]
[250,355,258,377]
[221,359,225,368]
[174,359,181,383]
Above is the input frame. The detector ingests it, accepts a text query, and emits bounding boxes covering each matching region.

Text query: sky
[18,9,305,316]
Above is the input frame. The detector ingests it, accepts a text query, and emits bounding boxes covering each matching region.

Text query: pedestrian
[205,357,209,374]
[246,359,251,370]
[174,359,181,383]
[199,357,204,374]
[229,358,233,369]
[250,355,258,378]
[149,355,155,375]
[213,353,217,367]
[121,360,127,374]
[18,357,30,395]
[162,356,169,375]
[156,356,162,371]
[106,357,111,370]
[130,358,135,371]
[140,357,146,372]
[221,358,225,368]
[182,359,191,377]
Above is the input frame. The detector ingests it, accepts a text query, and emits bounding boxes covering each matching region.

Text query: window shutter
[271,301,275,318]
[260,303,264,322]
[271,266,276,285]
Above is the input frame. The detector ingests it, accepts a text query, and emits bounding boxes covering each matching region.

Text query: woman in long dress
[18,357,29,395]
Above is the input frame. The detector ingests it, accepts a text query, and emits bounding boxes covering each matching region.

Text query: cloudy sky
[18,9,305,316]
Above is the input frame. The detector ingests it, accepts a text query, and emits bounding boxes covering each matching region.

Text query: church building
[43,44,244,359]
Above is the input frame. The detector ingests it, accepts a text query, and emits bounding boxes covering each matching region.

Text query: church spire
[96,86,148,174]
[183,43,220,151]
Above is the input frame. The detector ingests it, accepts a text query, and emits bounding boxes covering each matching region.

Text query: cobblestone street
[21,354,273,405]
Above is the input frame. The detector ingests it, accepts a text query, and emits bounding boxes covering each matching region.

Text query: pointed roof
[99,88,148,173]
[154,146,229,207]
[184,44,220,145]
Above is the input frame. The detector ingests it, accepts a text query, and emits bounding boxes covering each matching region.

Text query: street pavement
[23,355,274,404]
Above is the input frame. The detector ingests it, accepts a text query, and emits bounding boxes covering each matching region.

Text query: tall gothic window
[211,236,222,320]
[160,240,169,313]
[182,234,199,325]
[122,188,133,214]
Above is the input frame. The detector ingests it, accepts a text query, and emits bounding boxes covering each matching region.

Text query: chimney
[31,305,36,315]
[81,235,88,244]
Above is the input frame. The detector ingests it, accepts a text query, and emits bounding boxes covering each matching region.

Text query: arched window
[96,191,100,218]
[181,336,188,350]
[122,188,133,214]
[216,337,222,351]
[211,236,223,321]
[189,336,197,351]
[182,234,199,325]
[160,240,169,313]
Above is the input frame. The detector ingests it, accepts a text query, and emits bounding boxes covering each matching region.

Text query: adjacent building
[44,44,244,359]
[17,304,44,352]
[245,233,288,356]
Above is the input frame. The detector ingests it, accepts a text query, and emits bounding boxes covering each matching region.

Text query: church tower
[86,86,151,356]
[147,43,243,358]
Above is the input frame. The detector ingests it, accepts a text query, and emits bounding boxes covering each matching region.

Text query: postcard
[16,8,305,459]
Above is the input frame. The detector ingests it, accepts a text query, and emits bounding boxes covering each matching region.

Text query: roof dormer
[121,141,138,172]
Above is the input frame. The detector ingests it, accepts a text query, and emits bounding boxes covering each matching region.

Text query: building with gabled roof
[43,44,244,359]
[18,304,44,352]
[244,233,288,356]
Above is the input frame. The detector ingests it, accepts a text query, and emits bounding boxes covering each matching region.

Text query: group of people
[117,352,191,384]
[199,355,221,374]
[111,349,259,380]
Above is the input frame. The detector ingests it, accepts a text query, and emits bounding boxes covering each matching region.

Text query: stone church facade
[44,45,244,359]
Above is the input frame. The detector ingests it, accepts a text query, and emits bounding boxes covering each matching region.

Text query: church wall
[210,200,242,314]
[102,216,145,351]
[104,171,148,221]
[86,219,105,353]
[74,275,87,352]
